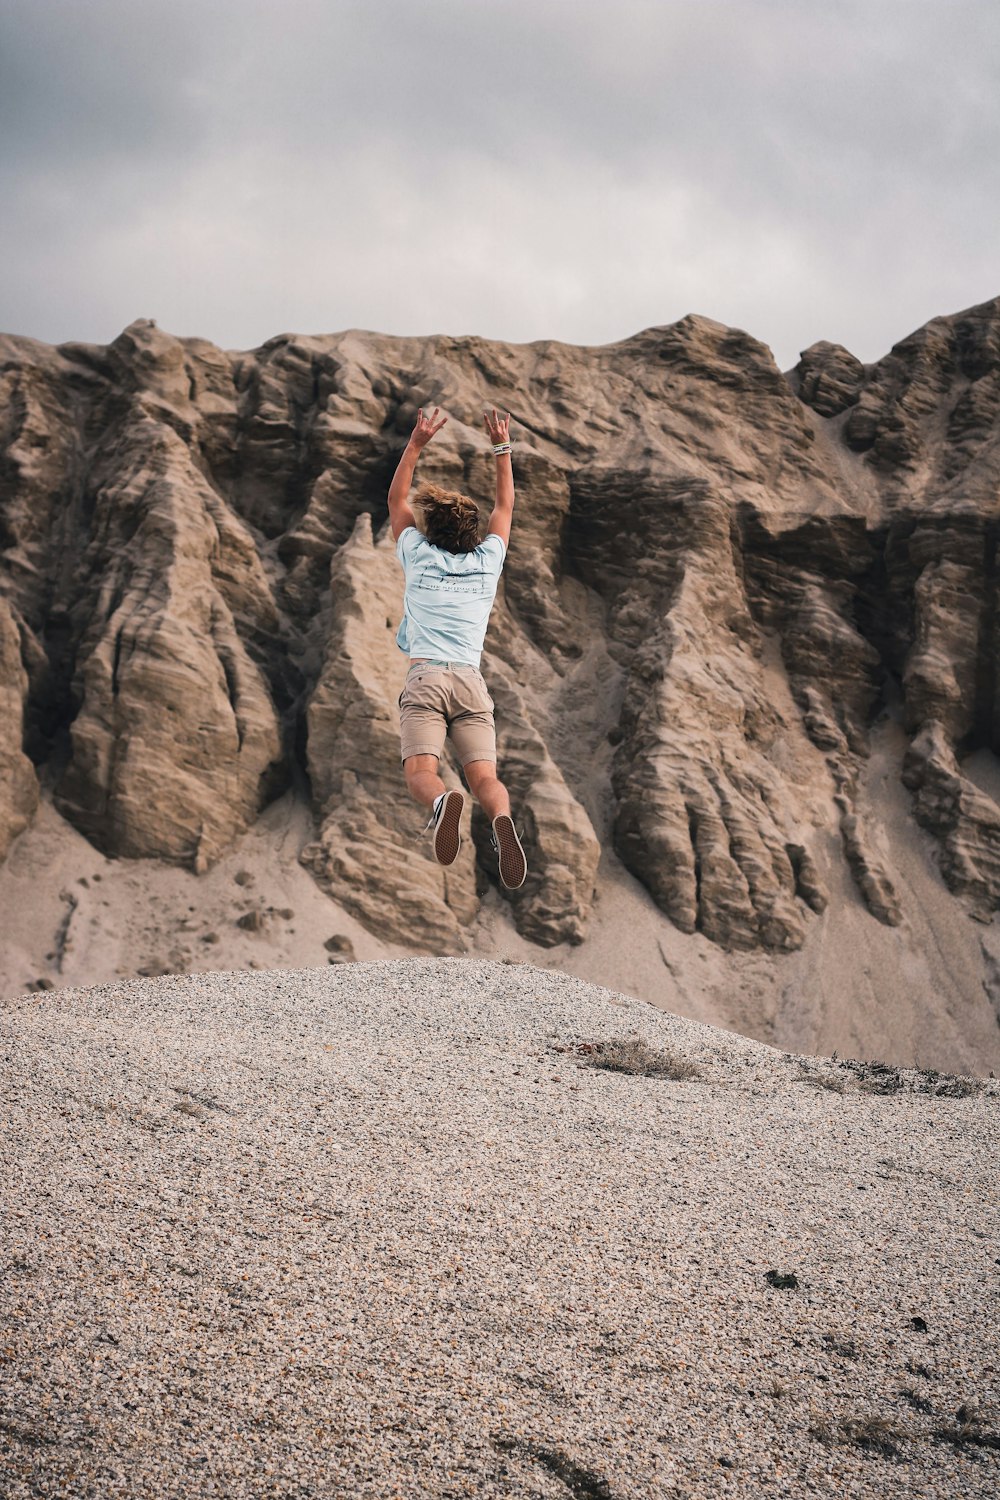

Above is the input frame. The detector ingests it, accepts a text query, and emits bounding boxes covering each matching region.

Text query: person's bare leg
[463,759,511,819]
[404,754,446,809]
[464,758,526,888]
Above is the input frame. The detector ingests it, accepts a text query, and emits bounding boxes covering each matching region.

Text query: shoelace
[489,823,527,852]
[420,801,444,836]
[421,795,461,837]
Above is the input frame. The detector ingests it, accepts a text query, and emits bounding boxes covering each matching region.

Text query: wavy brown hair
[411,484,482,554]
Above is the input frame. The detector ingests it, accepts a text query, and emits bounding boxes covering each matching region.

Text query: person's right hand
[483,407,511,445]
[410,406,448,449]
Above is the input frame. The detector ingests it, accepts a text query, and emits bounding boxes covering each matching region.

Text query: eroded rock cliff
[2,298,1000,963]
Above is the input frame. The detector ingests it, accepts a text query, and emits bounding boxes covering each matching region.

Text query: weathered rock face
[24,326,289,869]
[3,297,1000,956]
[0,595,39,857]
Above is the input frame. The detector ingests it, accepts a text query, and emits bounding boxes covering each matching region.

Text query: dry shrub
[565,1035,701,1081]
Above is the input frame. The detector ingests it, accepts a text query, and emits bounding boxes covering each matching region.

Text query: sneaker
[428,789,464,866]
[491,813,527,890]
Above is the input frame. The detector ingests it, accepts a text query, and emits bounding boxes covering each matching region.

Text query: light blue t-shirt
[395,526,507,667]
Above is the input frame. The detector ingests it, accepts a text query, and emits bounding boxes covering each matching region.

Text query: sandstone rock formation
[3,298,1000,970]
[0,595,38,858]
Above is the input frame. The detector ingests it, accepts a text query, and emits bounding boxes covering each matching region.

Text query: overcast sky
[1,0,997,371]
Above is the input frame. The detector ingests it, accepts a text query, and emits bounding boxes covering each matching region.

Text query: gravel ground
[2,958,998,1499]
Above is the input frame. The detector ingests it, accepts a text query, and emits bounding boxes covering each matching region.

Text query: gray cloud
[1,0,998,370]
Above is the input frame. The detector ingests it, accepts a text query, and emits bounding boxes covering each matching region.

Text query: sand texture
[2,960,998,1498]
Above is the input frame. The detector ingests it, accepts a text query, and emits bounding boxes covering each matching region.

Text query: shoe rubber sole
[433,790,465,866]
[493,814,527,890]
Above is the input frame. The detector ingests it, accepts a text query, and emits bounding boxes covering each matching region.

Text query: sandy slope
[2,961,997,1499]
[3,710,1000,1079]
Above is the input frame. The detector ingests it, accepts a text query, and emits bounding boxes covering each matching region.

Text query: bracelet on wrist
[492,441,512,455]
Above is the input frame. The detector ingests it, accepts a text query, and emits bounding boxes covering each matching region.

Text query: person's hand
[410,406,448,450]
[482,407,511,445]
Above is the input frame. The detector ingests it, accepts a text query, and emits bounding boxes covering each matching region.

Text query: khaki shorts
[399,660,497,767]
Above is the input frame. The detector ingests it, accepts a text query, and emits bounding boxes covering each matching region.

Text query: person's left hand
[410,406,448,449]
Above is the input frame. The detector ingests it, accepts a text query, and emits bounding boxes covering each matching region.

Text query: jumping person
[388,405,527,890]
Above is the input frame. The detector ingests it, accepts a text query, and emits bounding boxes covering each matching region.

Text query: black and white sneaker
[427,790,465,866]
[491,814,527,890]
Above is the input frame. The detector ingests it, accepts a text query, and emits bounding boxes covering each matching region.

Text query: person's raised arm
[483,408,515,546]
[387,406,448,540]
